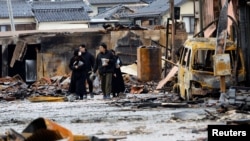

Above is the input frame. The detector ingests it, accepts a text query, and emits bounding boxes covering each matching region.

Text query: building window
[135,20,141,26]
[0,26,7,32]
[149,19,155,25]
[182,16,194,34]
[98,7,110,14]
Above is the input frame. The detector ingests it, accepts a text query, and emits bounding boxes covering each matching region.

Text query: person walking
[68,48,87,100]
[79,44,95,98]
[93,43,115,99]
[110,49,125,97]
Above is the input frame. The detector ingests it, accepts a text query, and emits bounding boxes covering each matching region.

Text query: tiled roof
[88,0,142,5]
[93,4,134,19]
[0,0,33,18]
[128,0,187,17]
[34,8,90,22]
[141,0,156,4]
[32,0,92,12]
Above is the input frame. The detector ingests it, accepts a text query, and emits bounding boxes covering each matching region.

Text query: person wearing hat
[93,43,115,99]
[79,44,95,99]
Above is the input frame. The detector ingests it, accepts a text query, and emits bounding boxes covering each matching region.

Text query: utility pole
[7,0,16,32]
[170,0,175,63]
[199,0,204,37]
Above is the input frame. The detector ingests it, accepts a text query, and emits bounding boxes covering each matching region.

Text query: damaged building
[0,27,187,83]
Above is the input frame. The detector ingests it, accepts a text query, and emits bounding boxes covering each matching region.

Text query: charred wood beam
[137,102,188,108]
[227,119,250,125]
[10,40,27,68]
[161,58,177,66]
[1,41,9,77]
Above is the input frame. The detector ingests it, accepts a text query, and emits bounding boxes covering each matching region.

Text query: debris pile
[0,75,29,101]
[109,93,188,108]
[0,75,70,101]
[0,73,167,102]
[100,23,148,33]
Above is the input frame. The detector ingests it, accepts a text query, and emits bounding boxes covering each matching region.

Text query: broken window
[192,49,241,72]
[193,49,214,72]
[180,47,190,68]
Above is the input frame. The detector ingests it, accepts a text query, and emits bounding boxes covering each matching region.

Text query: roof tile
[89,0,141,5]
[128,0,187,17]
[34,8,90,22]
[0,0,33,18]
[32,0,92,12]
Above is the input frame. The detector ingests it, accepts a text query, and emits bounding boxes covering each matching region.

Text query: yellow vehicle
[176,37,246,100]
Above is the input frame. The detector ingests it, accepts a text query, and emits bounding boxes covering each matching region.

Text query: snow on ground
[0,94,235,141]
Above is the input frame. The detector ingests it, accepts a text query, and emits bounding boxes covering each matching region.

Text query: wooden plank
[235,95,247,101]
[227,119,250,125]
[28,96,66,102]
[10,40,27,68]
[156,66,178,90]
[92,135,127,141]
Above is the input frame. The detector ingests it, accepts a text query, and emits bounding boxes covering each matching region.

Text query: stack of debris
[0,75,29,101]
[0,75,70,102]
[109,93,188,108]
[218,86,250,111]
[0,72,164,102]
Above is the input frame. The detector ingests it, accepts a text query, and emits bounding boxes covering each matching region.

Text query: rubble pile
[109,93,188,108]
[0,73,167,101]
[123,74,168,94]
[0,75,29,100]
[0,75,70,101]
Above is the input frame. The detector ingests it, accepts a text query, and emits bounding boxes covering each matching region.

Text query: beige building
[88,0,148,17]
[0,0,35,32]
[128,0,194,35]
[32,0,92,30]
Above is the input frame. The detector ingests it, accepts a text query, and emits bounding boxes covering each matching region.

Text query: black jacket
[81,51,95,73]
[93,50,115,75]
[69,55,86,76]
[68,55,86,93]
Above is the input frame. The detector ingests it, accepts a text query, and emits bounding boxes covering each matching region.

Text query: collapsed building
[0,26,187,83]
[0,25,188,102]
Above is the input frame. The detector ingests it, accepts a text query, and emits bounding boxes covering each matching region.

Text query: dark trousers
[86,72,93,93]
[100,73,112,96]
[75,76,87,98]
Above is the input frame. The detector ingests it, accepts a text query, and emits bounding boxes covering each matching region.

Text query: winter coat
[93,50,115,75]
[68,55,86,93]
[112,55,125,93]
[81,51,95,73]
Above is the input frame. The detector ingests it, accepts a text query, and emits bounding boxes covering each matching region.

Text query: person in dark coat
[68,48,87,100]
[79,44,95,98]
[110,49,125,97]
[93,43,115,99]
